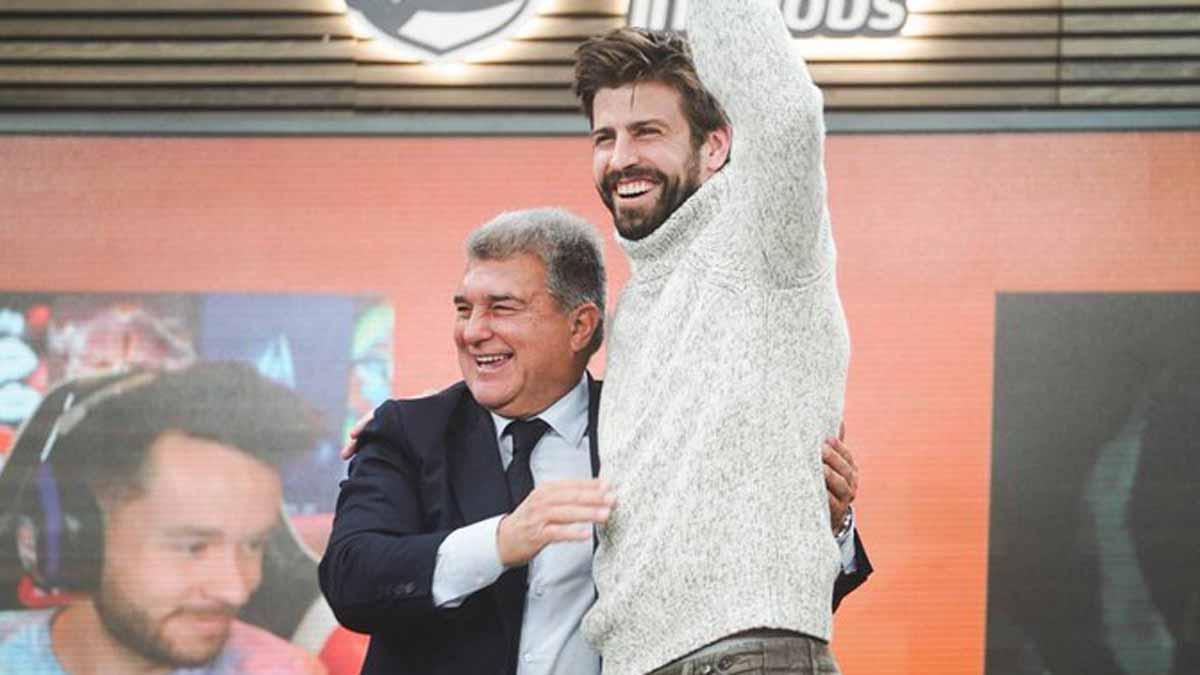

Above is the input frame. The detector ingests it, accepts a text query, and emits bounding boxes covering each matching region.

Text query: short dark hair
[51,361,320,507]
[573,27,728,147]
[467,208,607,357]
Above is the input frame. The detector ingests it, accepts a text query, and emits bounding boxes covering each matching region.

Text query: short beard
[94,575,231,669]
[598,152,704,241]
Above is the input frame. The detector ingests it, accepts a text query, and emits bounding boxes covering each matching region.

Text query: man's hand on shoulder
[823,423,859,533]
[496,479,615,567]
[339,411,373,460]
[340,387,446,460]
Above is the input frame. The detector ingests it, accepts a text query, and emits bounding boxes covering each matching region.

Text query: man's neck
[52,602,170,675]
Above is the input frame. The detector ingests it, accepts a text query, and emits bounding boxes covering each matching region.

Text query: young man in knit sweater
[574,1,856,673]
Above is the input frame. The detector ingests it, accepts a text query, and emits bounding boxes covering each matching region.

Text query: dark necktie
[504,418,549,508]
[494,418,550,667]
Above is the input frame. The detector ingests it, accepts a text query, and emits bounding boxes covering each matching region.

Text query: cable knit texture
[580,2,848,673]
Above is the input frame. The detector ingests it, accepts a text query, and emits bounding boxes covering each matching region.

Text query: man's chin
[614,216,660,241]
[611,205,657,240]
[157,633,227,668]
[95,589,232,670]
[466,381,514,413]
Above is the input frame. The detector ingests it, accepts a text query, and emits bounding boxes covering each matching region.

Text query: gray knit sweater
[580,2,848,674]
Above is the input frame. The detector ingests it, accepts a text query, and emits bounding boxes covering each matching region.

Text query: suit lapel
[447,392,525,668]
[588,374,603,558]
[588,374,602,477]
[447,394,510,526]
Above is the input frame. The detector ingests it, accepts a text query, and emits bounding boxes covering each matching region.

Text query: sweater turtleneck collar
[617,168,730,281]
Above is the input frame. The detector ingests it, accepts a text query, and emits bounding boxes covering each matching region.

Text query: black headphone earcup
[25,461,105,593]
[2,372,138,600]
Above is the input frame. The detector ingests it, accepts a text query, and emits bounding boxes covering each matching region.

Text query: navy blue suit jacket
[318,378,872,675]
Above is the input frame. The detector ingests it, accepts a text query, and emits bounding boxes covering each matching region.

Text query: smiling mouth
[475,354,511,371]
[616,179,657,200]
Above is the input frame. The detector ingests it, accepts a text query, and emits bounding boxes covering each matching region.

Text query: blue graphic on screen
[198,294,358,513]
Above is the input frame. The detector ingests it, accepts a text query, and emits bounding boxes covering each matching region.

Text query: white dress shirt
[432,374,599,675]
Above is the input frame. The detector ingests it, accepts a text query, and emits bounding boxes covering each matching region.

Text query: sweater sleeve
[687,0,834,287]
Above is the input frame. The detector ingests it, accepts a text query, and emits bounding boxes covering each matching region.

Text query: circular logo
[346,0,547,62]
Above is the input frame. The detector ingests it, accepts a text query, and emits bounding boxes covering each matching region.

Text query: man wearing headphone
[0,362,326,675]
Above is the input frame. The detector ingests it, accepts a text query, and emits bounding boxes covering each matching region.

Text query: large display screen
[1,131,1197,674]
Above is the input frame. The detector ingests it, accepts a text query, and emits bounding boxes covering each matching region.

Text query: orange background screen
[2,131,1198,674]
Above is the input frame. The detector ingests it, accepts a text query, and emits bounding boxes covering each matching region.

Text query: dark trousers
[647,630,841,675]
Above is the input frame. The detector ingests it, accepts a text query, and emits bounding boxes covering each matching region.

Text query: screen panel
[0,131,1198,674]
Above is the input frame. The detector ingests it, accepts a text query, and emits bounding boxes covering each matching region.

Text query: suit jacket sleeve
[832,529,873,612]
[318,400,454,634]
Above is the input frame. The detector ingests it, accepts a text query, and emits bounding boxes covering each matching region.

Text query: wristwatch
[834,506,854,541]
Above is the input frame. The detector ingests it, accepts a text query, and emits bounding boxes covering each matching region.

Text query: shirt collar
[489,373,591,449]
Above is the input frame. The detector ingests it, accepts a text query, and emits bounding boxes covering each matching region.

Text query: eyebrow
[591,118,669,138]
[162,527,224,539]
[453,294,523,304]
[162,524,276,540]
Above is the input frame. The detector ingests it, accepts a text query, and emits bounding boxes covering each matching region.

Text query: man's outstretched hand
[496,479,615,567]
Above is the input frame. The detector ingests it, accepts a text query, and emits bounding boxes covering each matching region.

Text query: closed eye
[170,538,210,558]
[243,536,269,555]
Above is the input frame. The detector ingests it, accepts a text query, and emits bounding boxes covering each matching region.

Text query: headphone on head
[1,370,156,594]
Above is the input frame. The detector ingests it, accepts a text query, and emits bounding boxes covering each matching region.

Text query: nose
[609,132,640,172]
[461,307,492,345]
[201,548,259,608]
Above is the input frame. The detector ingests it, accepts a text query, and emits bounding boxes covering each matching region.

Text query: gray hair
[467,208,607,356]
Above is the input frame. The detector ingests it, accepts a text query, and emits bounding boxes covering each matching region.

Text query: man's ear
[568,303,601,354]
[702,124,732,173]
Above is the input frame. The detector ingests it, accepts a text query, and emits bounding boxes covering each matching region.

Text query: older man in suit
[318,208,870,675]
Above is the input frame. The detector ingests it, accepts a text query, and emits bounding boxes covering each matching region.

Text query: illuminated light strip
[796,36,918,61]
[426,62,474,82]
[906,0,1057,11]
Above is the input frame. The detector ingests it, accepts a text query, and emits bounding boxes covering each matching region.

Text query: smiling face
[454,253,589,418]
[590,80,730,241]
[94,432,281,668]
